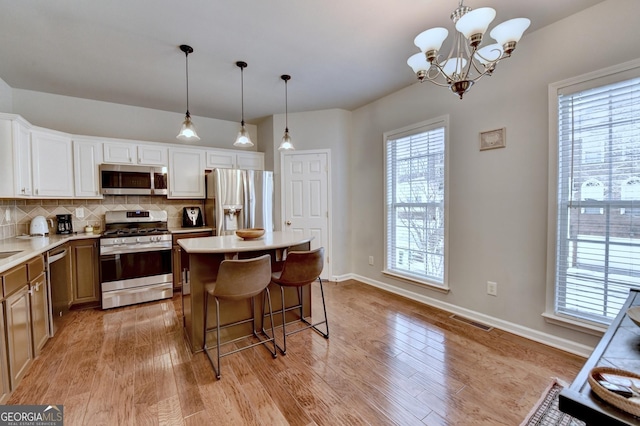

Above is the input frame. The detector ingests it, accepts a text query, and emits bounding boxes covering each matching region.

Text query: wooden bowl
[236,228,265,240]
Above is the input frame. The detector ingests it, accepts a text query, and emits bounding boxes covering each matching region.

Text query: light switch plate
[75,207,85,218]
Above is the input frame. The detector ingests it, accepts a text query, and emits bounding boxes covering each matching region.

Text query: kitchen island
[178,231,312,352]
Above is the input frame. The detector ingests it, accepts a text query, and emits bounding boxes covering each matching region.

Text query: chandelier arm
[427,62,454,84]
[423,75,454,88]
[461,44,478,80]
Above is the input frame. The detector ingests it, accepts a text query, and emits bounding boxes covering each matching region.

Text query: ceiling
[0,0,605,124]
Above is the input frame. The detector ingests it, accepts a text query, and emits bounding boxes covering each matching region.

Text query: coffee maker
[56,214,73,234]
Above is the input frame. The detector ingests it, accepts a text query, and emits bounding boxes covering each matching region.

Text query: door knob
[286,220,291,225]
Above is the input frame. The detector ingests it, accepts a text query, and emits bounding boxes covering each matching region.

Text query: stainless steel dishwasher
[46,244,71,336]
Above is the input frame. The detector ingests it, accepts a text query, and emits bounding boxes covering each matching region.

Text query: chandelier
[407,1,530,99]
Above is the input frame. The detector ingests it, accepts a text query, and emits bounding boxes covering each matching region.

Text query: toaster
[182,207,204,227]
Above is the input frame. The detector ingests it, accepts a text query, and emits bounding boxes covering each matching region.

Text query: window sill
[542,311,607,337]
[382,270,450,294]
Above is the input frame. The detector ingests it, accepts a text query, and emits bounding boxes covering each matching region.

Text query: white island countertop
[177,231,312,254]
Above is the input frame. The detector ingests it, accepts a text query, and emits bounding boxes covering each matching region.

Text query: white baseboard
[333,273,594,358]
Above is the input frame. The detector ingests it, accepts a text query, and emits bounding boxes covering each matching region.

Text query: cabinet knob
[286,220,292,226]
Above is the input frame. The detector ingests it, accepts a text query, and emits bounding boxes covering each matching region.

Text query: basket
[588,366,640,417]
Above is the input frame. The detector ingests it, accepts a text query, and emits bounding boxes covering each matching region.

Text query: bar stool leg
[280,286,288,355]
[264,288,277,358]
[215,297,222,379]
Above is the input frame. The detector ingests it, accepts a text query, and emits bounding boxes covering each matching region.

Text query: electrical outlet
[75,207,85,218]
[368,256,374,266]
[487,281,498,296]
[5,210,10,221]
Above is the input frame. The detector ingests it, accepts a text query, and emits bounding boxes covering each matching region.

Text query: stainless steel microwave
[99,164,168,195]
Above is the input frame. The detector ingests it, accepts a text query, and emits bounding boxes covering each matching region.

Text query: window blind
[385,122,446,286]
[555,76,640,324]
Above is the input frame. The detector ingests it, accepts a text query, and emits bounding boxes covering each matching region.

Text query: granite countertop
[178,231,312,254]
[0,226,215,274]
[0,232,100,274]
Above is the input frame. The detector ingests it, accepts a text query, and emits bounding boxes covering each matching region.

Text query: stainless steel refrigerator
[204,169,274,235]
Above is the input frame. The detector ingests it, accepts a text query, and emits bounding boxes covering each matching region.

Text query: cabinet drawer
[2,264,28,298]
[26,255,44,281]
[172,231,212,244]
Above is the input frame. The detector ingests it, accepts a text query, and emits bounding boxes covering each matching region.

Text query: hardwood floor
[7,280,585,425]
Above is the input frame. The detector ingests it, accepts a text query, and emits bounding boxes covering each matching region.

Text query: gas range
[101,210,171,254]
[100,210,173,309]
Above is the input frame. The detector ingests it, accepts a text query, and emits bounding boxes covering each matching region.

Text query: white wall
[0,77,12,113]
[349,0,640,349]
[11,89,256,149]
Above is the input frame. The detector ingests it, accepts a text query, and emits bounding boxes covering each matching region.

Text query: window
[550,62,640,326]
[621,176,640,216]
[384,116,448,288]
[580,179,604,215]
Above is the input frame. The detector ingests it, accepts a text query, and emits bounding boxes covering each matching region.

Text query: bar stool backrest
[276,247,324,287]
[213,254,272,300]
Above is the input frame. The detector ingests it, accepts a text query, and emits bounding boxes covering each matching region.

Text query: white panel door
[282,151,330,279]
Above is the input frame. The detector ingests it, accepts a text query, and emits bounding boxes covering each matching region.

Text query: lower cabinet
[29,272,49,356]
[5,284,33,389]
[172,231,212,290]
[70,238,100,307]
[0,303,10,404]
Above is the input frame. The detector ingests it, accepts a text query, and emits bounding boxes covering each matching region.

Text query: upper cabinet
[13,120,32,197]
[0,115,32,198]
[31,129,74,198]
[0,113,266,200]
[103,141,168,166]
[168,147,205,199]
[205,149,264,170]
[73,138,103,198]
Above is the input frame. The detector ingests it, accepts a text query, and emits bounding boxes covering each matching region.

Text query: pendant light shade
[278,74,294,151]
[177,44,200,142]
[233,61,254,147]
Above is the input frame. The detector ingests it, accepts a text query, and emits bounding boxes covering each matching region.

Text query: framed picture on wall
[480,128,506,151]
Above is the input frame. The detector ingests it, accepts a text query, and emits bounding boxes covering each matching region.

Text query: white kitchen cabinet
[103,141,168,166]
[73,138,103,198]
[205,149,264,170]
[236,152,264,170]
[168,147,205,198]
[13,120,33,197]
[0,115,32,198]
[138,145,168,165]
[103,141,134,164]
[31,129,74,198]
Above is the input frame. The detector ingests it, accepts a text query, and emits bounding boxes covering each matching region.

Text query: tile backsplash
[0,196,204,239]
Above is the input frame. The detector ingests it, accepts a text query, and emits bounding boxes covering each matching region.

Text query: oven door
[100,248,172,290]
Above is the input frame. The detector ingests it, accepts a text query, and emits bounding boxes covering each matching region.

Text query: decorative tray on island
[588,367,640,417]
[235,228,265,240]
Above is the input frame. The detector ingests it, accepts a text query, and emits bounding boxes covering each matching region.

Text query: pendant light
[278,74,294,151]
[177,44,200,142]
[233,61,253,147]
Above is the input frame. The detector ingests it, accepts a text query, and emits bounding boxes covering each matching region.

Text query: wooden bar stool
[203,254,277,379]
[268,247,329,355]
